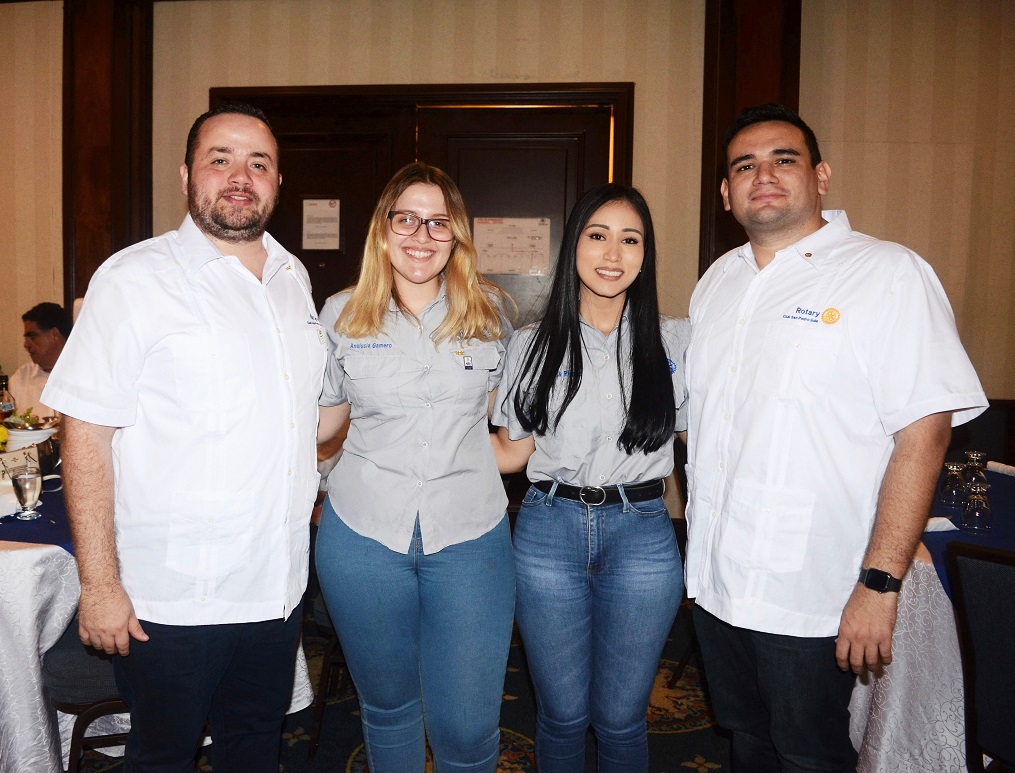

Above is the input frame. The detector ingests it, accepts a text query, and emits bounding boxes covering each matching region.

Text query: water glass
[12,465,43,521]
[960,481,992,534]
[939,462,967,507]
[963,450,988,488]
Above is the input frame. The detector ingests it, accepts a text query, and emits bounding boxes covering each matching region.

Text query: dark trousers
[113,606,302,773]
[693,604,858,773]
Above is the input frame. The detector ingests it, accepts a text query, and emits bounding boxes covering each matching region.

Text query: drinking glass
[960,481,992,534]
[963,450,988,488]
[12,465,43,521]
[939,462,967,507]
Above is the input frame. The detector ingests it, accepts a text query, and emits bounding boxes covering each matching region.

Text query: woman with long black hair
[492,183,688,772]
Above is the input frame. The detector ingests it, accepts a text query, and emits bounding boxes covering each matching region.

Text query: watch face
[861,568,900,593]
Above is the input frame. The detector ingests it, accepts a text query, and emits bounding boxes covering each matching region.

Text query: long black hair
[511,183,676,454]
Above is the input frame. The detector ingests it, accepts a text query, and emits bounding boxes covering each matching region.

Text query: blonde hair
[338,162,508,344]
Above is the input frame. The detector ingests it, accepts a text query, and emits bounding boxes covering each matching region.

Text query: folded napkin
[925,516,958,532]
[0,478,20,517]
[987,460,1015,477]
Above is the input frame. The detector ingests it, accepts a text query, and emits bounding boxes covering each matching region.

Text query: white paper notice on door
[302,199,341,250]
[474,217,551,275]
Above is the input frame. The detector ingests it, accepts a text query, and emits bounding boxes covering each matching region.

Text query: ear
[815,161,831,196]
[180,163,189,197]
[720,178,732,212]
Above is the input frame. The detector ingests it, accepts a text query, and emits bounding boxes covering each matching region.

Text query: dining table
[849,466,1015,772]
[0,481,315,773]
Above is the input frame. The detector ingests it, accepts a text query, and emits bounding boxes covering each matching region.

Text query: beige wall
[800,0,1015,399]
[152,0,706,319]
[0,1,63,377]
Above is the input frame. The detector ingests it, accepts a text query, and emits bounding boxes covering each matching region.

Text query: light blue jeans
[514,483,683,772]
[315,497,515,773]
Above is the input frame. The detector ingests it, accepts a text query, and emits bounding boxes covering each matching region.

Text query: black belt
[533,479,664,506]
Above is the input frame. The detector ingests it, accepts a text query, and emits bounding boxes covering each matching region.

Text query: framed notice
[474,217,551,275]
[302,199,341,250]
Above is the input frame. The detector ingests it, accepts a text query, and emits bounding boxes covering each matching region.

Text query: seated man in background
[11,302,71,417]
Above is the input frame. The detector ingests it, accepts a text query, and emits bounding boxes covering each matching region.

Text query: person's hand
[78,582,148,656]
[834,584,898,674]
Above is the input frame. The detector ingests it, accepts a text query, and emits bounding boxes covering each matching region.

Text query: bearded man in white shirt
[684,103,987,772]
[43,103,327,773]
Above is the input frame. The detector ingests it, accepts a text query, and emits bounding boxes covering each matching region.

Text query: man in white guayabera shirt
[43,102,327,773]
[684,103,987,773]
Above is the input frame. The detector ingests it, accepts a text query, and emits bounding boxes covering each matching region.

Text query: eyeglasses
[387,211,454,242]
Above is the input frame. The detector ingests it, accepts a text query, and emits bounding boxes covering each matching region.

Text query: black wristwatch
[858,567,902,594]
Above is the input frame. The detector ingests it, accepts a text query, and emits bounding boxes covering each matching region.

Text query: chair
[41,614,129,773]
[946,543,1015,772]
[307,624,351,762]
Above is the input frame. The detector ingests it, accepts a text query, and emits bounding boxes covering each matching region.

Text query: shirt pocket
[753,323,841,404]
[456,344,502,405]
[719,480,814,574]
[343,354,405,418]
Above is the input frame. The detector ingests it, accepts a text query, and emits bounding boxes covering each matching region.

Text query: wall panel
[800,0,1015,398]
[0,1,63,376]
[151,0,706,318]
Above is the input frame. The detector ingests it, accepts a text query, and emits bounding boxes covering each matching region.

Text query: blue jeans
[514,483,683,772]
[114,608,302,773]
[315,498,515,773]
[692,605,858,773]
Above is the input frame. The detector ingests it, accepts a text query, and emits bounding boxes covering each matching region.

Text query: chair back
[946,542,1015,771]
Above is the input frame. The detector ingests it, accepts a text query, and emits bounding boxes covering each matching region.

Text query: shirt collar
[727,210,851,274]
[175,214,291,279]
[387,281,448,316]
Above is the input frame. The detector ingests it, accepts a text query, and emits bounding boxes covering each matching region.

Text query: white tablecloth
[849,557,967,772]
[0,541,81,772]
[0,541,314,773]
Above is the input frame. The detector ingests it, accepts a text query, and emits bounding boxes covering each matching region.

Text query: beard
[189,182,279,244]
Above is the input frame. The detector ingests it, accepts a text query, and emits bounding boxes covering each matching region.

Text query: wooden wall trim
[62,0,153,305]
[698,0,801,276]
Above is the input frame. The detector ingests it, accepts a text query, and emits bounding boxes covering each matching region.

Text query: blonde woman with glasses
[315,163,514,773]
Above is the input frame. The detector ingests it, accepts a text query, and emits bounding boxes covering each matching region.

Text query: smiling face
[180,112,281,246]
[575,199,645,312]
[385,183,455,305]
[721,120,830,244]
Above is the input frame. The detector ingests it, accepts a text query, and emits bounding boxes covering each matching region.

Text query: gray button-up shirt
[494,315,690,486]
[320,287,510,554]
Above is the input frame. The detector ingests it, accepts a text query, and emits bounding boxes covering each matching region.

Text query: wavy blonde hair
[338,162,508,344]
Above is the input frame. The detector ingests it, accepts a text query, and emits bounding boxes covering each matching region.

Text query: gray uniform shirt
[320,287,510,554]
[493,314,690,486]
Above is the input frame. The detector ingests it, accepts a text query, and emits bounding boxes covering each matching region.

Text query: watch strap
[858,566,902,594]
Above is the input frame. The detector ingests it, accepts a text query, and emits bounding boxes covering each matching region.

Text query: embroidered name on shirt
[349,342,394,349]
[782,306,821,324]
[556,370,572,379]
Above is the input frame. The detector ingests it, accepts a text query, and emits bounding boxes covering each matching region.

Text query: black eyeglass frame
[386,211,455,242]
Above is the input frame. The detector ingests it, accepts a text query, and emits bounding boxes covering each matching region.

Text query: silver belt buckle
[579,486,607,506]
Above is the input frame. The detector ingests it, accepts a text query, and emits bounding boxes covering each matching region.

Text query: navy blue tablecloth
[923,469,1015,597]
[0,485,72,553]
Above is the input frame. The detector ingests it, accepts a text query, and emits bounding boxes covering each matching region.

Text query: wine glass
[12,465,43,521]
[963,450,988,488]
[960,481,992,534]
[939,462,967,507]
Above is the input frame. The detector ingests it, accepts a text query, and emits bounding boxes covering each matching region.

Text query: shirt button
[288,469,293,476]
[422,441,429,448]
[730,366,737,374]
[604,354,610,361]
[416,480,423,487]
[718,461,725,470]
[290,421,296,429]
[723,413,731,421]
[424,402,431,408]
[606,436,613,442]
[738,319,746,326]
[599,474,606,481]
[710,510,717,520]
[200,596,207,602]
[423,365,430,372]
[606,393,613,400]
[284,373,290,380]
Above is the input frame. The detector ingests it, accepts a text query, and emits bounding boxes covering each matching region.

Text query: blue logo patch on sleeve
[667,358,677,374]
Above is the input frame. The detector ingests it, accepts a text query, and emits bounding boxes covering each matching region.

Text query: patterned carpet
[79,601,732,772]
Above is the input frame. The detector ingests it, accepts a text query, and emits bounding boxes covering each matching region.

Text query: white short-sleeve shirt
[43,215,328,625]
[493,315,690,486]
[320,288,510,554]
[685,211,987,637]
